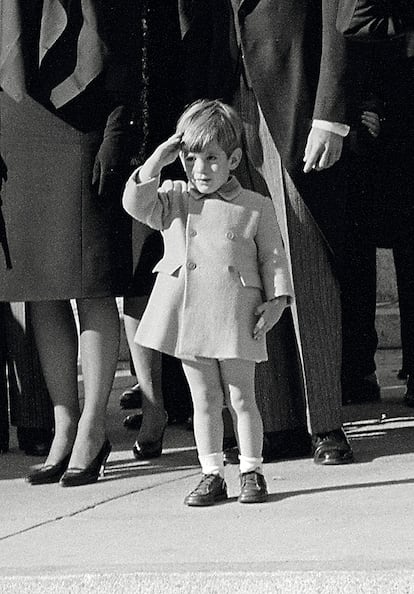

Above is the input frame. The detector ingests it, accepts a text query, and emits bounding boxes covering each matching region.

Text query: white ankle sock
[199,452,224,477]
[239,455,263,475]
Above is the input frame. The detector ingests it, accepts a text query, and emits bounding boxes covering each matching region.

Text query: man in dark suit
[179,0,354,464]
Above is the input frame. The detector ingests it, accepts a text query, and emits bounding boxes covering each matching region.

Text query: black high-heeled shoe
[60,439,111,487]
[132,415,168,460]
[26,453,71,485]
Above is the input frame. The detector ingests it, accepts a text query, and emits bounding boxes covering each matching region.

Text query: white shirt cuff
[312,119,350,137]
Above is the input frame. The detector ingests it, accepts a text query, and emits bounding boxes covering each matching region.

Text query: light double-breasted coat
[123,172,293,362]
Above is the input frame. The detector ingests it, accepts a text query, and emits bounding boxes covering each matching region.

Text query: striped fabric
[236,81,343,435]
[0,1,27,101]
[0,0,108,108]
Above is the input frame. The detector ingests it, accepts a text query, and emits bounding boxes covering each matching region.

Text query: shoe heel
[60,439,111,487]
[100,449,111,477]
[132,413,168,460]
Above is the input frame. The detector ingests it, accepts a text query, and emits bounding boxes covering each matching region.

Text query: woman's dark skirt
[0,93,131,301]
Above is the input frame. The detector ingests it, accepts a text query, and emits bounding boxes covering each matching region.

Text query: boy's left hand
[253,296,289,340]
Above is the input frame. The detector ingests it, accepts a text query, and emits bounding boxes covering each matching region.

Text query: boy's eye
[207,155,217,161]
[185,155,195,162]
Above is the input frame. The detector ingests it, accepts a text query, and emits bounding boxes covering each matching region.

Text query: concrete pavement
[1,348,414,593]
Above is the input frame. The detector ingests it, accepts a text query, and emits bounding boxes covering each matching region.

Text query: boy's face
[180,140,241,195]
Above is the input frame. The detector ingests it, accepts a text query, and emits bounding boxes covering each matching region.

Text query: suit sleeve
[313,0,347,124]
[256,198,293,301]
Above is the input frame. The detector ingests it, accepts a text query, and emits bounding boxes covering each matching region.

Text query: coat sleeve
[313,0,347,124]
[122,171,177,231]
[336,0,412,40]
[255,198,293,301]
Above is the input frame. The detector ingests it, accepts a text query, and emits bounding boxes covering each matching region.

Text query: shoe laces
[191,473,221,495]
[240,470,262,488]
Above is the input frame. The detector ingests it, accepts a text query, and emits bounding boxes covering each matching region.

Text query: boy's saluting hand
[253,296,289,340]
[139,133,183,181]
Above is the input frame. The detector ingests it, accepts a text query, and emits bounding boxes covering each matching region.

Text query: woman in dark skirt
[0,1,141,485]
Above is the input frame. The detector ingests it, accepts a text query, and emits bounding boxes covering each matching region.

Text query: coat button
[187,261,197,270]
[226,231,235,240]
[190,230,197,237]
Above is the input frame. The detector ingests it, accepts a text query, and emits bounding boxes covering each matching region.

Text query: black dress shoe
[184,474,228,506]
[342,375,381,405]
[60,439,111,487]
[17,427,54,457]
[119,383,142,409]
[132,414,168,460]
[123,413,143,431]
[404,375,414,407]
[26,454,71,485]
[313,428,354,465]
[238,471,268,504]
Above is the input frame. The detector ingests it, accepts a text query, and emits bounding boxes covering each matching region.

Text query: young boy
[123,100,293,505]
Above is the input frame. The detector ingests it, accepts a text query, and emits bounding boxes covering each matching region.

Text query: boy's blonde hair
[176,99,243,157]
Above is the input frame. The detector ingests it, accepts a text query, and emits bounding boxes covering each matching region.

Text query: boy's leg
[181,358,227,506]
[220,358,268,503]
[219,359,262,463]
[181,358,224,462]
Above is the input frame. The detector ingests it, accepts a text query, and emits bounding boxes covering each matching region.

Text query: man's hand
[303,128,343,173]
[253,296,288,340]
[361,110,380,138]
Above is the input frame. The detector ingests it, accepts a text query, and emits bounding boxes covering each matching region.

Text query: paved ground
[1,349,414,593]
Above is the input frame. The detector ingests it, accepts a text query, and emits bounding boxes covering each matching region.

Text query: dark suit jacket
[336,0,414,40]
[178,0,349,254]
[179,0,347,177]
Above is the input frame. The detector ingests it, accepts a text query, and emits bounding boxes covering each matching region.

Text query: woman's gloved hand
[92,105,134,199]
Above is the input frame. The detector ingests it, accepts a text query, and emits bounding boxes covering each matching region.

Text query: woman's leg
[124,296,166,442]
[220,359,263,462]
[68,297,120,468]
[29,300,80,465]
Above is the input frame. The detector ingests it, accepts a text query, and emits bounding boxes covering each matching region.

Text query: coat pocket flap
[153,259,182,276]
[230,266,263,289]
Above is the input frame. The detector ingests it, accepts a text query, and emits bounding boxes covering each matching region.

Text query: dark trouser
[234,80,343,440]
[394,243,414,375]
[340,237,378,384]
[0,302,53,451]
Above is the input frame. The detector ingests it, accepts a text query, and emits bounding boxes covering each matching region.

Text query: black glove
[0,156,7,191]
[92,105,135,199]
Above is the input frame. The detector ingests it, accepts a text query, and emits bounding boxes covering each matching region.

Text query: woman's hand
[253,296,289,340]
[361,110,380,138]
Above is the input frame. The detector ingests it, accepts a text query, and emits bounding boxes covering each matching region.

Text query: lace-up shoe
[238,471,268,503]
[184,473,228,506]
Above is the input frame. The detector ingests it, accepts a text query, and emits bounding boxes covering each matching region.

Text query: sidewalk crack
[0,471,199,542]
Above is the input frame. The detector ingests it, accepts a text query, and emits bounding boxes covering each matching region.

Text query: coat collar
[190,175,242,202]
